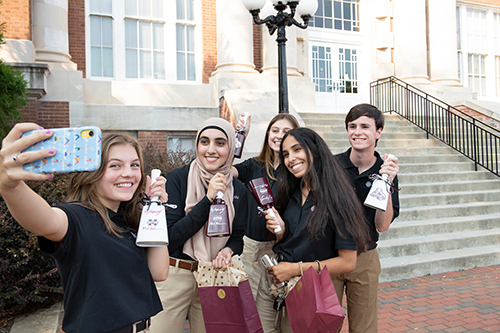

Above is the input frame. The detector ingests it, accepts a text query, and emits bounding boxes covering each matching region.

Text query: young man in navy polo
[334,104,400,333]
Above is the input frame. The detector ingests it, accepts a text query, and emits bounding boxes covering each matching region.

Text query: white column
[32,0,71,63]
[392,0,429,83]
[427,0,460,85]
[214,0,257,73]
[261,24,301,76]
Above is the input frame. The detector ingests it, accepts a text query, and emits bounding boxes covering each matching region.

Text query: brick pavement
[44,265,500,333]
[340,265,500,332]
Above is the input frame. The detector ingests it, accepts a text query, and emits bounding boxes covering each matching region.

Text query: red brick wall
[21,99,38,124]
[68,0,86,77]
[202,0,217,83]
[0,0,30,40]
[21,100,70,129]
[137,131,168,152]
[455,105,500,128]
[36,101,70,129]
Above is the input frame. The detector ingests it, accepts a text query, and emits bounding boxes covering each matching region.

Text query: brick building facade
[1,0,499,153]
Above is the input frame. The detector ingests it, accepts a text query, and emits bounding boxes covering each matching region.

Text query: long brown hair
[256,114,300,180]
[67,133,145,236]
[276,128,369,252]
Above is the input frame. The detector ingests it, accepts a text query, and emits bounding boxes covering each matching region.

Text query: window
[311,45,358,94]
[339,48,358,93]
[168,135,195,151]
[312,45,333,92]
[457,6,462,83]
[495,14,500,96]
[496,56,500,97]
[465,8,486,96]
[89,0,113,77]
[468,53,486,96]
[176,0,196,81]
[87,0,198,82]
[125,0,165,79]
[495,13,500,55]
[310,0,359,32]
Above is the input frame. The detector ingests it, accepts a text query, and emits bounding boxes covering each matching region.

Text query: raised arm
[0,123,69,242]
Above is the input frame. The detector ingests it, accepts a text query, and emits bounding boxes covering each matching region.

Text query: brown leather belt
[169,257,198,272]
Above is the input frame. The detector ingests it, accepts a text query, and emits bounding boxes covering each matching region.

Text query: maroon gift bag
[286,266,345,333]
[199,279,264,333]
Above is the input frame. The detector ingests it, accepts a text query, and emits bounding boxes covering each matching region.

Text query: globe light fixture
[242,0,318,113]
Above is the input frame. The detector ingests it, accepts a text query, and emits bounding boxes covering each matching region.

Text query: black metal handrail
[370,76,500,177]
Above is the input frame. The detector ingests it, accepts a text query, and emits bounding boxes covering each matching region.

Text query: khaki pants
[240,236,276,299]
[255,273,293,333]
[332,249,381,333]
[151,266,206,333]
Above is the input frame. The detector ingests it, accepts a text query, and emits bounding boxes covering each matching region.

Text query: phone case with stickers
[22,126,102,173]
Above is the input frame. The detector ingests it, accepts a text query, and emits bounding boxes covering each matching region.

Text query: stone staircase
[299,112,500,282]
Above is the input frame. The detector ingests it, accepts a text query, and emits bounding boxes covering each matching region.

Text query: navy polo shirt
[273,189,358,263]
[336,148,400,250]
[38,203,162,333]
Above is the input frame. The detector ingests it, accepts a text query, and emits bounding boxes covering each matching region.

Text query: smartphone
[22,126,102,173]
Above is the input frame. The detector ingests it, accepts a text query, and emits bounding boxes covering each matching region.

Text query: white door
[310,43,362,113]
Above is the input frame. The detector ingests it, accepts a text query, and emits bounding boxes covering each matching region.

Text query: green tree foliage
[0,27,28,139]
[0,174,68,316]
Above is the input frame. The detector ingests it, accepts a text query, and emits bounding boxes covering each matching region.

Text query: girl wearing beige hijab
[151,118,248,333]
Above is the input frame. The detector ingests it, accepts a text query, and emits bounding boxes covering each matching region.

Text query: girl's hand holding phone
[264,207,285,240]
[0,123,56,191]
[21,126,101,174]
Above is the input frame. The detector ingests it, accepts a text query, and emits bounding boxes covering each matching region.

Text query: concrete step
[299,110,500,282]
[398,170,498,183]
[303,117,418,127]
[380,214,500,240]
[379,245,500,282]
[399,201,500,221]
[378,228,500,258]
[309,123,422,134]
[399,189,500,207]
[399,161,478,173]
[325,138,441,148]
[397,154,470,164]
[402,179,500,194]
[331,146,456,155]
[320,131,427,141]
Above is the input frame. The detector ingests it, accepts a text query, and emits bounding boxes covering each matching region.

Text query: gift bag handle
[213,265,232,286]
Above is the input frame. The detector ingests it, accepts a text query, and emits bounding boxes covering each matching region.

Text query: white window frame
[311,44,358,94]
[310,0,360,32]
[85,0,202,83]
[468,53,486,96]
[167,134,196,151]
[456,4,500,98]
[88,0,114,78]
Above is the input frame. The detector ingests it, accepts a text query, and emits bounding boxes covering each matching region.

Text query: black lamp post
[242,0,318,113]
